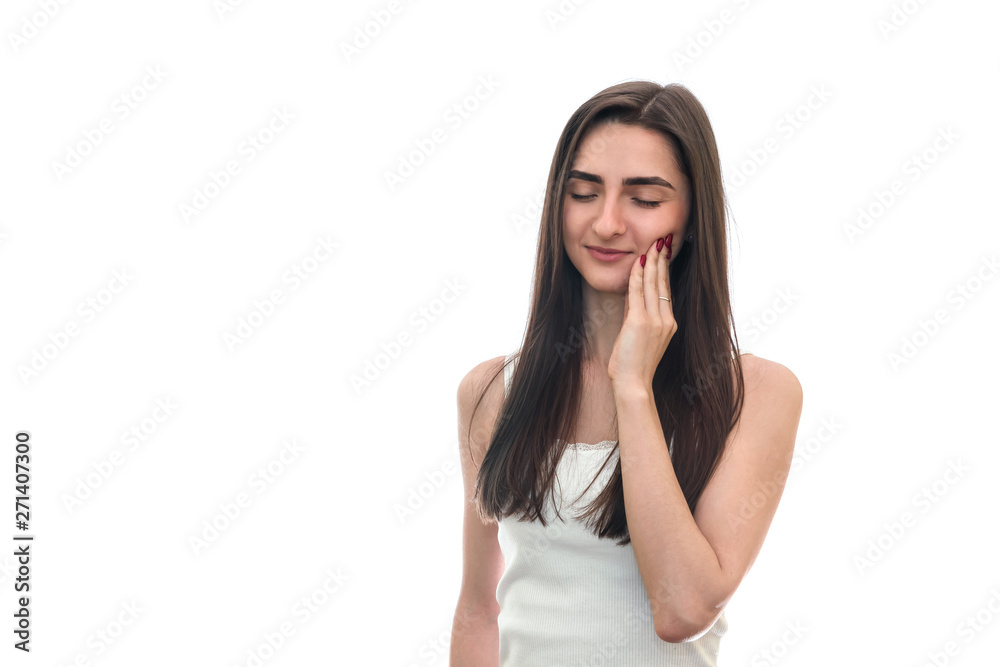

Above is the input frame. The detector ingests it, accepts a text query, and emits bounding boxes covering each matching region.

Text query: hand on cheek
[611,233,676,390]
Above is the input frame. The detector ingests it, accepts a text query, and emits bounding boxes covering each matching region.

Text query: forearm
[614,386,723,638]
[450,604,499,667]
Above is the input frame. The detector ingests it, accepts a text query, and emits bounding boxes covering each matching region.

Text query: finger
[643,237,660,315]
[658,235,671,314]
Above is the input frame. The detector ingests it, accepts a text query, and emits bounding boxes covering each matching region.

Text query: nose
[594,194,626,237]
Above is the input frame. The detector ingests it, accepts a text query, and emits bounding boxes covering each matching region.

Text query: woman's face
[562,122,691,294]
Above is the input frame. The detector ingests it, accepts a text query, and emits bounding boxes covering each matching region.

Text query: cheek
[562,207,585,234]
[664,204,689,234]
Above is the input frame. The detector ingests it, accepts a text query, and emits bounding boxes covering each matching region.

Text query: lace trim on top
[559,439,618,451]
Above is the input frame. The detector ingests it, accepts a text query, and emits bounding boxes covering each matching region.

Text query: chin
[586,277,629,295]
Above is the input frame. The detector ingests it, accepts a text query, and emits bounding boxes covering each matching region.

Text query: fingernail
[666,233,673,248]
[655,238,664,252]
[666,246,672,260]
[640,254,646,268]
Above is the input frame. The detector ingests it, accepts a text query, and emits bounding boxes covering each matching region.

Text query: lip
[586,246,630,262]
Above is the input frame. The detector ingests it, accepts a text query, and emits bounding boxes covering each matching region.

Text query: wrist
[612,381,652,403]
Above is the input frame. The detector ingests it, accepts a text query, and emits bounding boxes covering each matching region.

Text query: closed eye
[568,193,661,208]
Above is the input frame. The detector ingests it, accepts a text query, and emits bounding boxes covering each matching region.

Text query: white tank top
[495,350,729,665]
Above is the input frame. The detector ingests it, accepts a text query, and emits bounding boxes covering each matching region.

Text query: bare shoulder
[734,353,803,440]
[457,354,509,419]
[738,353,803,406]
[457,354,510,460]
[458,354,509,402]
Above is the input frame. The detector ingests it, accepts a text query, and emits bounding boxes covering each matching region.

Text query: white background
[2,0,999,665]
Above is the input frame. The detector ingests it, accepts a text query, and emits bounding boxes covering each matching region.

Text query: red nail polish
[666,233,673,248]
[666,246,672,260]
[640,254,646,268]
[655,238,664,252]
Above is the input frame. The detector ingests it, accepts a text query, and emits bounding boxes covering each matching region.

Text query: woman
[450,80,803,666]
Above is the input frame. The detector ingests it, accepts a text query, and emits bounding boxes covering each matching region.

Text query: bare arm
[450,356,507,666]
[615,355,803,642]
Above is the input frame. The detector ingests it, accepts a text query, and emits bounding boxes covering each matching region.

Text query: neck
[579,281,626,369]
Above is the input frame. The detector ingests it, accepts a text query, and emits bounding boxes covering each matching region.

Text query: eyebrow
[566,169,675,190]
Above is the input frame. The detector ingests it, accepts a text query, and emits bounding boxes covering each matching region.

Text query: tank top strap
[503,351,518,399]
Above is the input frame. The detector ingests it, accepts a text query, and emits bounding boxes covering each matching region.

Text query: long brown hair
[468,81,745,546]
